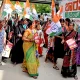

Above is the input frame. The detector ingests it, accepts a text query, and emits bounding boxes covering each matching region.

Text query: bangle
[30,39,31,42]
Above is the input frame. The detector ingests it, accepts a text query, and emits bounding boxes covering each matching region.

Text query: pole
[0,0,4,17]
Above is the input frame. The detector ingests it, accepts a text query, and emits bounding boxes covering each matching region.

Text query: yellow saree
[22,29,39,77]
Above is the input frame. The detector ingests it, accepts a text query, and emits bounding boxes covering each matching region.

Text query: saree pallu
[23,42,39,76]
[61,30,77,77]
[61,50,77,77]
[22,29,39,77]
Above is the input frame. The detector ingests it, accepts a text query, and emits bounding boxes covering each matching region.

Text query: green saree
[22,29,39,77]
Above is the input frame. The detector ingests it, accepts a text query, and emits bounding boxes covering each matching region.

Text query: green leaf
[35,4,51,13]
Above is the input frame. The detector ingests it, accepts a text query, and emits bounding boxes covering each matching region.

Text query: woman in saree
[53,19,65,70]
[61,20,78,80]
[22,20,39,79]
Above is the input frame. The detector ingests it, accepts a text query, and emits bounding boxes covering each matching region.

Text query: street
[0,48,80,80]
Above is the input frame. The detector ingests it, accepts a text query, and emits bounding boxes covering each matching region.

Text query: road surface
[0,48,80,80]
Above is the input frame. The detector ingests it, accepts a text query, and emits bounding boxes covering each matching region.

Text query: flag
[51,0,56,18]
[14,1,22,13]
[46,0,63,37]
[23,0,33,21]
[32,3,38,20]
[57,6,63,19]
[46,21,62,37]
[1,0,15,18]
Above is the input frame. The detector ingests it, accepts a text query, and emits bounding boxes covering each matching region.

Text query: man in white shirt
[44,14,48,22]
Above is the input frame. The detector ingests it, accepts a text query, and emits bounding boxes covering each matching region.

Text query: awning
[10,0,61,4]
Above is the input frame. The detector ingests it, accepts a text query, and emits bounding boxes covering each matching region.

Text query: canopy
[10,0,61,4]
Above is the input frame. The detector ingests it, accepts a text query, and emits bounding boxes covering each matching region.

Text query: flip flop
[74,75,78,80]
[53,66,59,70]
[32,76,38,79]
[22,69,28,73]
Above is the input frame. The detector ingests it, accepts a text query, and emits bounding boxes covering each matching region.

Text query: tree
[35,4,51,13]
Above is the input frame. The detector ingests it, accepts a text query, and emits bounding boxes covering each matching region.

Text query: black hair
[26,19,30,22]
[45,14,47,16]
[41,13,43,15]
[68,21,74,27]
[27,20,32,28]
[21,18,24,22]
[60,19,65,23]
[35,24,38,29]
[38,15,40,19]
[65,18,70,22]
[8,20,12,26]
[18,21,21,25]
[65,18,71,26]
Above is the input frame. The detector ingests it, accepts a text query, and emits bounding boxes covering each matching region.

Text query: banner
[65,11,80,18]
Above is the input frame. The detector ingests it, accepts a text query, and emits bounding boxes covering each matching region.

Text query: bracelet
[29,39,31,42]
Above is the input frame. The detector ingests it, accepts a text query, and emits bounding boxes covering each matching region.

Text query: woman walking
[53,19,65,70]
[22,20,39,79]
[61,19,78,80]
[11,20,25,64]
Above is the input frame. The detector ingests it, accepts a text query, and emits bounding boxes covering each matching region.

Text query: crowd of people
[0,13,79,80]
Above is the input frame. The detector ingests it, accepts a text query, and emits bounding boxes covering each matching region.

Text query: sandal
[53,66,59,70]
[39,55,43,57]
[22,69,28,73]
[74,75,78,80]
[33,76,37,79]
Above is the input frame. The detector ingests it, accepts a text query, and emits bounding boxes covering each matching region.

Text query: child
[36,24,45,57]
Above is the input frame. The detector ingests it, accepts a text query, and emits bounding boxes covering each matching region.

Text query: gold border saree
[22,29,39,77]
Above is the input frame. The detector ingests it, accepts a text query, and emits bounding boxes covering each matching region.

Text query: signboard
[65,11,80,18]
[60,0,80,25]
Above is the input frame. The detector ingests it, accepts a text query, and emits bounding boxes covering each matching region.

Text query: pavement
[0,48,80,80]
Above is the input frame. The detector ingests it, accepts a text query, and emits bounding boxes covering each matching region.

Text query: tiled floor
[0,48,80,80]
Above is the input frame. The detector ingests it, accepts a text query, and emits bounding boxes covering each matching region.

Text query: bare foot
[74,75,78,80]
[53,66,59,70]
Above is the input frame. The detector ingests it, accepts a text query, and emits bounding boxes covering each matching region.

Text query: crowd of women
[0,14,80,80]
